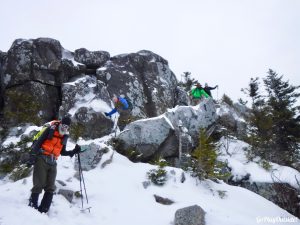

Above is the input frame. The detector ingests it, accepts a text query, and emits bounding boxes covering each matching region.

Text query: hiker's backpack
[124,96,133,111]
[119,95,133,111]
[32,126,48,143]
[32,120,60,143]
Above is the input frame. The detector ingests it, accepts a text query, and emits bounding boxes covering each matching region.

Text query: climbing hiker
[189,83,209,105]
[204,83,218,98]
[27,116,81,213]
[105,96,129,117]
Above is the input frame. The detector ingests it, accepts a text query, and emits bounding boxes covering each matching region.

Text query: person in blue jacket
[105,96,129,117]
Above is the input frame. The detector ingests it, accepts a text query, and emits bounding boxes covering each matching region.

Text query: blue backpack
[124,97,133,110]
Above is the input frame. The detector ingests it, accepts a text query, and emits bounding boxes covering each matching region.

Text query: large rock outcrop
[117,98,217,162]
[0,38,86,127]
[60,75,113,139]
[0,38,188,133]
[96,50,180,119]
[74,48,110,69]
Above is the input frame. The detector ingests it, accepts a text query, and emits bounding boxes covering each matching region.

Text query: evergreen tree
[243,70,300,165]
[242,77,273,159]
[221,94,233,106]
[192,129,218,179]
[263,69,300,165]
[242,77,262,106]
[178,72,197,91]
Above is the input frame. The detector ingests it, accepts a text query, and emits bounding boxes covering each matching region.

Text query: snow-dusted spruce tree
[263,69,300,165]
[177,71,197,91]
[243,70,300,166]
[242,77,273,161]
[190,129,230,180]
[147,158,168,186]
[221,94,234,106]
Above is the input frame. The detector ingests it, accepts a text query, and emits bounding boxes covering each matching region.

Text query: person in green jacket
[190,83,209,105]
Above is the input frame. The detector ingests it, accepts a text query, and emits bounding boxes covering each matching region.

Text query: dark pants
[191,98,200,106]
[31,156,57,194]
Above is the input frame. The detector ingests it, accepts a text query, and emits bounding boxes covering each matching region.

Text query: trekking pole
[77,153,89,208]
[113,116,118,138]
[77,153,84,209]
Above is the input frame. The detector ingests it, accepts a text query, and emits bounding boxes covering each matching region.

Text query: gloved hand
[73,144,81,155]
[104,112,111,117]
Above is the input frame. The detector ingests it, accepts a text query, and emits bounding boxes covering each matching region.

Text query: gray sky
[1,0,299,102]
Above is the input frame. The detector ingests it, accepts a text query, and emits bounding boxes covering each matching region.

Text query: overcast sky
[1,0,299,102]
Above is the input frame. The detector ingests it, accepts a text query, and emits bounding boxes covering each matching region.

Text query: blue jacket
[105,97,129,117]
[118,97,129,110]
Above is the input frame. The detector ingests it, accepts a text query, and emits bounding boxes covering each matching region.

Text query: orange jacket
[41,129,64,159]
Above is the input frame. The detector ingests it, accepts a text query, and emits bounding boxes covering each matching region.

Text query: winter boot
[28,192,39,209]
[38,192,53,213]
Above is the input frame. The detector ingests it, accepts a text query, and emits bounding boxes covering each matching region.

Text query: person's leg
[28,193,39,209]
[39,164,57,213]
[29,157,47,208]
[45,164,57,193]
[38,192,53,213]
[192,98,200,106]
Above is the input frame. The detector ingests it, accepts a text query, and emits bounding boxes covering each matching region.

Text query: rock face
[174,205,206,225]
[60,75,113,139]
[0,38,85,127]
[165,99,216,141]
[117,98,217,162]
[0,38,189,135]
[4,38,66,87]
[4,81,60,125]
[96,50,181,119]
[118,116,177,161]
[74,143,107,171]
[74,48,110,69]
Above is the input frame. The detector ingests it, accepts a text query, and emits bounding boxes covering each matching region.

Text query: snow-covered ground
[218,137,300,189]
[0,135,299,225]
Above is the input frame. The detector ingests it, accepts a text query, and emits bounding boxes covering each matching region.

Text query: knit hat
[61,116,71,126]
[112,96,119,103]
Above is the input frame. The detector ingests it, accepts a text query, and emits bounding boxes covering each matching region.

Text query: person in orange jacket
[27,116,81,213]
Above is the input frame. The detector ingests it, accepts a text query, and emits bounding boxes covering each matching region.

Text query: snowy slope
[0,136,298,225]
[218,137,300,189]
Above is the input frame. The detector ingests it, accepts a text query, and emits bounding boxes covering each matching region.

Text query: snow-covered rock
[118,115,178,161]
[165,98,217,141]
[174,205,206,225]
[96,50,183,119]
[118,98,217,161]
[74,48,110,69]
[0,38,86,127]
[74,142,107,171]
[60,75,113,139]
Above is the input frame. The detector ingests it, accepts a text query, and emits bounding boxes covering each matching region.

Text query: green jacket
[190,87,209,99]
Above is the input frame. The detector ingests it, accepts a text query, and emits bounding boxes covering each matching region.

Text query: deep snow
[0,134,299,225]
